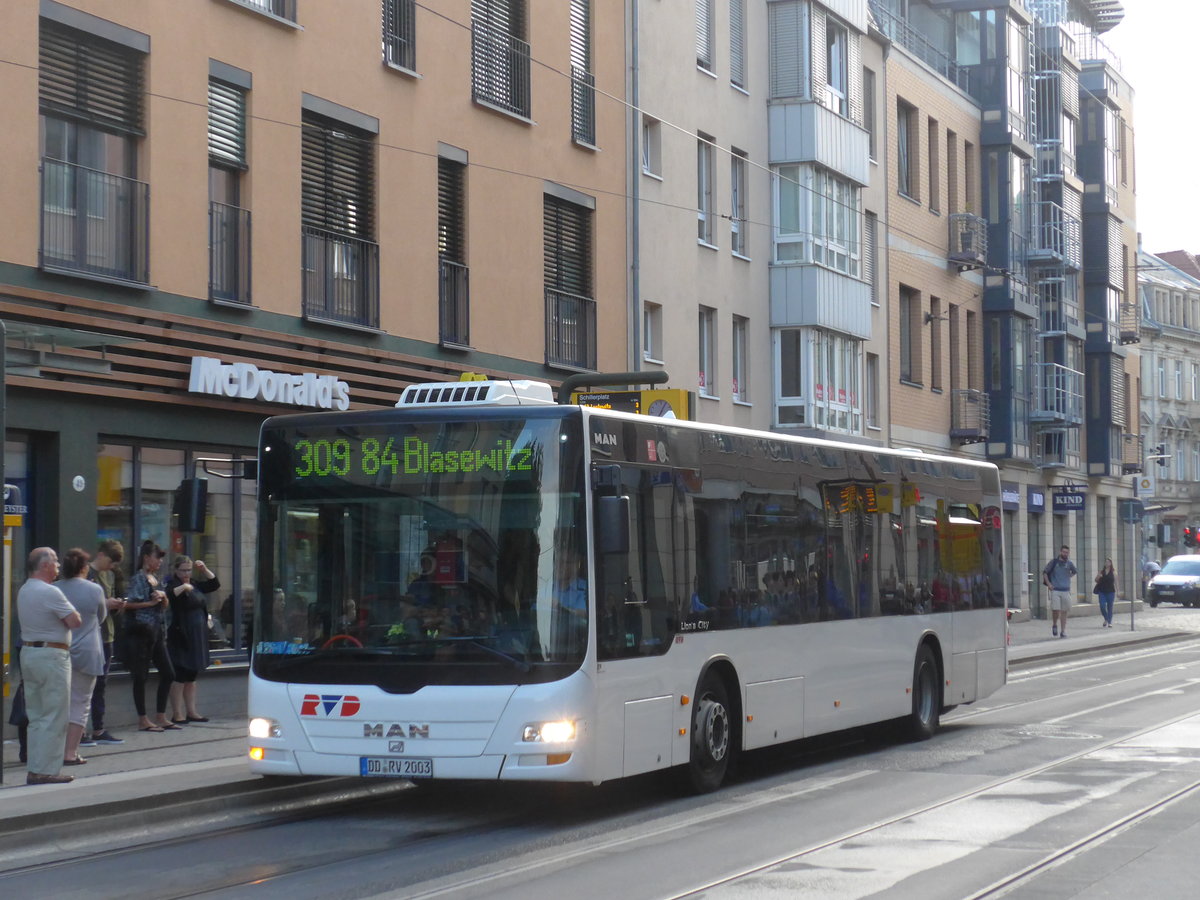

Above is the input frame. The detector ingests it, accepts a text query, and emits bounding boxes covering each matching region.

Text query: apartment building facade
[0,0,628,627]
[1136,248,1200,559]
[872,0,1139,609]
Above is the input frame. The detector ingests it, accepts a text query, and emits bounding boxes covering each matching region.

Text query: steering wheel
[321,634,362,649]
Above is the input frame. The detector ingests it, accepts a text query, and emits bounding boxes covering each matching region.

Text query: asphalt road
[5,625,1200,899]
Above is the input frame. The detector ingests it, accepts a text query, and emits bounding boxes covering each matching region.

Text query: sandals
[139,725,164,733]
[62,756,87,766]
[186,715,210,723]
[158,722,183,731]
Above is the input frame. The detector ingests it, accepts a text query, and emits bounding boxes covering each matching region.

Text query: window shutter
[438,158,465,263]
[847,31,862,124]
[208,80,246,168]
[810,11,827,105]
[301,114,374,238]
[1111,356,1127,428]
[39,22,144,135]
[696,0,713,69]
[472,0,522,38]
[544,196,591,297]
[569,0,590,71]
[768,1,805,99]
[864,212,877,302]
[730,0,746,88]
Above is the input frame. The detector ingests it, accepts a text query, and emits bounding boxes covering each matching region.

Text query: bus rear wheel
[907,645,941,741]
[684,674,733,793]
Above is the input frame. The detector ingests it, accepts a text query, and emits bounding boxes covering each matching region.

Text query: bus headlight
[249,717,281,739]
[523,720,576,743]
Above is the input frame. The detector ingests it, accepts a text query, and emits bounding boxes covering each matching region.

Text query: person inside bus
[553,549,588,619]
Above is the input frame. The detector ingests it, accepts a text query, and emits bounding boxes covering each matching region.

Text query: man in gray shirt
[16,547,81,784]
[1042,544,1078,640]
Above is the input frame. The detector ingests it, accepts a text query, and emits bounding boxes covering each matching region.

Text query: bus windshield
[254,411,587,689]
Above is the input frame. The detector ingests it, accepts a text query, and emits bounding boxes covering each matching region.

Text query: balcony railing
[950,389,990,444]
[869,2,970,91]
[383,0,416,70]
[545,287,596,370]
[1121,432,1144,475]
[471,19,531,118]
[1030,362,1083,425]
[571,66,596,145]
[40,158,149,285]
[948,213,987,268]
[209,201,251,304]
[1119,295,1141,344]
[439,258,470,346]
[1029,201,1082,269]
[302,227,379,328]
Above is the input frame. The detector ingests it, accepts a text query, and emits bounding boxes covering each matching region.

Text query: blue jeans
[1098,591,1115,624]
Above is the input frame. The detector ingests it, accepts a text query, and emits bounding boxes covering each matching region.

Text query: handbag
[1092,583,1101,595]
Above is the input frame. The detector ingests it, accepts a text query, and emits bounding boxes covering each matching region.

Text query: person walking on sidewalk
[83,539,126,747]
[1043,545,1078,639]
[1094,558,1117,628]
[16,547,81,785]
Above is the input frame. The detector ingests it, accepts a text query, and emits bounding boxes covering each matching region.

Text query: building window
[300,111,379,327]
[899,285,920,384]
[863,67,876,160]
[39,19,148,284]
[730,0,746,89]
[948,304,961,394]
[643,301,663,362]
[964,140,976,210]
[471,0,530,118]
[382,0,417,71]
[774,164,860,274]
[825,17,848,117]
[208,77,250,305]
[776,328,805,425]
[865,211,878,306]
[730,150,747,256]
[235,0,297,21]
[544,193,596,369]
[732,315,748,401]
[438,156,469,346]
[866,352,879,428]
[1176,360,1185,401]
[1192,362,1199,401]
[927,118,940,212]
[929,296,942,390]
[897,99,917,200]
[642,115,661,176]
[697,134,715,245]
[569,0,595,145]
[1158,356,1166,398]
[699,306,717,396]
[696,0,714,72]
[946,131,959,212]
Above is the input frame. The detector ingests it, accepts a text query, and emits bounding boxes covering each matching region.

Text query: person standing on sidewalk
[16,547,81,785]
[1043,545,1078,639]
[82,539,126,747]
[1094,558,1117,628]
[57,548,107,766]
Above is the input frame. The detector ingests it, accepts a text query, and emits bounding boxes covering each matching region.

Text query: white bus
[248,380,1006,791]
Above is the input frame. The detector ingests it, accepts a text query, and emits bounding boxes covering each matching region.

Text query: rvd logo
[300,694,361,717]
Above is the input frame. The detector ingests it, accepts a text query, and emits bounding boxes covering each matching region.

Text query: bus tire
[684,674,733,793]
[907,645,941,741]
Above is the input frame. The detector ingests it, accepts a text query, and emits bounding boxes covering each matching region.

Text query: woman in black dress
[165,555,220,724]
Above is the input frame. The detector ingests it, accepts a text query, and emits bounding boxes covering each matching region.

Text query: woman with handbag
[164,555,220,724]
[1094,558,1117,628]
[125,540,178,732]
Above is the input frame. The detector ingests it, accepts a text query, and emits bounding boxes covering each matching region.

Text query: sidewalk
[1,607,1196,862]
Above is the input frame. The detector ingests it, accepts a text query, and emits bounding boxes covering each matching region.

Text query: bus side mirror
[596,495,630,555]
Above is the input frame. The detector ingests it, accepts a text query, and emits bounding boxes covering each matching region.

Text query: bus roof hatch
[395,379,557,409]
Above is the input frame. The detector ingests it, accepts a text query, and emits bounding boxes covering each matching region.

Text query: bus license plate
[361,756,433,778]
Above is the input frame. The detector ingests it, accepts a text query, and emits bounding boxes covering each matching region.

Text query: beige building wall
[861,33,889,445]
[635,0,771,429]
[3,0,628,375]
[884,52,986,457]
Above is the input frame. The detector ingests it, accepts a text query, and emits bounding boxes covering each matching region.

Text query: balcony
[471,19,531,118]
[1036,270,1080,334]
[571,67,596,146]
[439,258,470,347]
[302,227,379,328]
[40,158,149,285]
[209,201,251,305]
[948,213,987,269]
[545,287,596,370]
[1030,363,1084,425]
[1121,432,1144,475]
[1119,295,1141,344]
[1028,201,1082,269]
[950,389,990,444]
[1033,427,1073,469]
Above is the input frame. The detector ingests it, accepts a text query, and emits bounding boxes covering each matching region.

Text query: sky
[1105,1,1199,255]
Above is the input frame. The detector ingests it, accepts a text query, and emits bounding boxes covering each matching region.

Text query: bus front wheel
[684,674,733,793]
[907,645,941,741]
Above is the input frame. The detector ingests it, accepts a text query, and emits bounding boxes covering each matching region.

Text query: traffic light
[1185,526,1197,548]
[1156,444,1168,467]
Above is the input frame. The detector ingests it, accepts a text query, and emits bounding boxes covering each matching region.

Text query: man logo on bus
[300,694,361,717]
